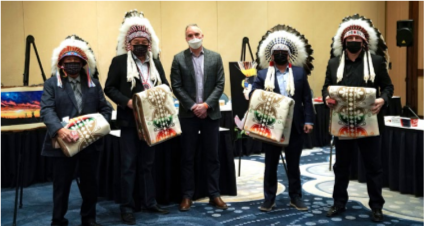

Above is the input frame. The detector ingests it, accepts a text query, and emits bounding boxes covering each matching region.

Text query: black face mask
[132,45,149,57]
[273,53,288,65]
[346,41,362,53]
[63,62,82,75]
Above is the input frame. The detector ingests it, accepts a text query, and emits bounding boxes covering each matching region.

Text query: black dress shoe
[147,205,169,214]
[51,218,68,226]
[259,200,275,212]
[290,198,308,211]
[82,219,102,226]
[371,208,383,222]
[326,205,346,217]
[120,212,136,225]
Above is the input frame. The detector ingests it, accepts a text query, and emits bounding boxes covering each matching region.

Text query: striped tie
[70,80,83,113]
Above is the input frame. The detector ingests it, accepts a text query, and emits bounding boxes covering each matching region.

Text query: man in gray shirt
[171,24,227,211]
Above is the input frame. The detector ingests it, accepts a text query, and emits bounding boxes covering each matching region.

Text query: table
[349,117,424,197]
[383,96,403,116]
[110,104,234,131]
[303,102,332,149]
[1,126,52,188]
[1,128,237,204]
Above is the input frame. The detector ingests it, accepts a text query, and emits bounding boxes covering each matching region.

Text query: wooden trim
[407,1,419,112]
[386,2,409,107]
[418,69,424,116]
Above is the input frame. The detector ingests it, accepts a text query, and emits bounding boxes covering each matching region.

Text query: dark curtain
[2,130,237,204]
[350,126,424,197]
[1,129,54,188]
[347,97,423,196]
[304,103,332,149]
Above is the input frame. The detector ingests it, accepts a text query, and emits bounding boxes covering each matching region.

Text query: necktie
[70,80,83,113]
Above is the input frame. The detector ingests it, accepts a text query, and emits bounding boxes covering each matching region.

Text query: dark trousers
[263,126,304,203]
[51,149,99,225]
[180,117,221,199]
[120,126,157,213]
[333,136,385,209]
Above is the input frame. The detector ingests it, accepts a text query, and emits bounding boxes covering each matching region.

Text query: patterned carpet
[2,147,423,226]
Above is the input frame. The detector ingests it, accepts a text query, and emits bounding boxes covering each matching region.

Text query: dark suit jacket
[250,66,315,134]
[104,54,169,127]
[40,73,112,157]
[170,48,225,120]
[321,53,394,130]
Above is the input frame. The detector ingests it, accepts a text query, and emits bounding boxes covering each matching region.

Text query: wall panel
[1,2,26,86]
[386,1,409,106]
[22,1,98,85]
[217,1,268,96]
[1,1,395,101]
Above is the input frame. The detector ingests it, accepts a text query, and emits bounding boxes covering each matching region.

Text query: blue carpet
[2,147,423,226]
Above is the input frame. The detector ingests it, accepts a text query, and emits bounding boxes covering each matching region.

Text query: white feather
[51,35,96,77]
[258,30,309,69]
[332,19,379,57]
[116,16,160,59]
[127,50,139,90]
[287,67,295,96]
[336,51,345,83]
[363,52,370,83]
[368,51,376,82]
[264,66,275,91]
[118,12,162,90]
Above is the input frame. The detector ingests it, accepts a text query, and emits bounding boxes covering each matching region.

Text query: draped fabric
[383,97,402,116]
[2,129,53,188]
[243,90,295,146]
[132,85,181,146]
[54,113,111,157]
[2,129,237,204]
[349,126,424,197]
[345,97,423,197]
[303,103,332,149]
[303,97,401,149]
[2,96,417,197]
[97,130,236,204]
[328,86,379,138]
[234,103,332,155]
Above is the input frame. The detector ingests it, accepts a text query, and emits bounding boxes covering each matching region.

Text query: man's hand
[304,124,313,134]
[325,96,337,109]
[127,99,133,109]
[371,98,385,115]
[193,104,208,119]
[57,128,78,143]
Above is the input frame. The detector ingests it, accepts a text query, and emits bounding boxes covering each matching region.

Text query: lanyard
[136,62,151,90]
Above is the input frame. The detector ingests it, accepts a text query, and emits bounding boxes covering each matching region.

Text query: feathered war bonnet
[331,14,389,83]
[51,35,97,88]
[116,9,162,90]
[256,25,314,96]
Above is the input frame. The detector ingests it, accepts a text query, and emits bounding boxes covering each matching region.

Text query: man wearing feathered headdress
[40,35,112,226]
[251,25,315,212]
[322,14,394,222]
[104,10,170,225]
